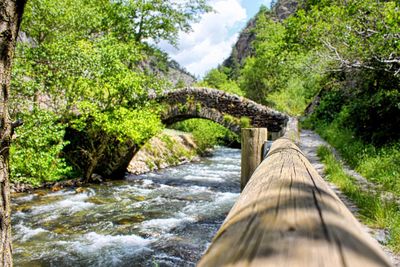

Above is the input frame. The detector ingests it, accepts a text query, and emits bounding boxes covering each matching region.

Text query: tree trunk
[0,0,27,266]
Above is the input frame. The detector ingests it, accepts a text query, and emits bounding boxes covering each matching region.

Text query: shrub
[10,109,73,186]
[171,119,239,153]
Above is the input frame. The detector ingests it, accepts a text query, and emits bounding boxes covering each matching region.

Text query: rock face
[128,129,198,175]
[166,59,196,87]
[140,56,196,87]
[223,18,257,70]
[223,0,300,72]
[160,87,289,134]
[272,0,300,20]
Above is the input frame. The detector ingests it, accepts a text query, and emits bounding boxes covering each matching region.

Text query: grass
[317,145,400,252]
[309,120,400,195]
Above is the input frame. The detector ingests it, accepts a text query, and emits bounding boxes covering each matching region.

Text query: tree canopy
[10,0,211,184]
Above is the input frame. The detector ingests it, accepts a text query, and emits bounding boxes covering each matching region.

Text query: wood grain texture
[198,138,392,267]
[240,128,268,191]
[282,117,300,144]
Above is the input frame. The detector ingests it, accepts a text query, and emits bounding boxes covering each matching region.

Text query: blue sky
[159,0,273,78]
[231,0,273,34]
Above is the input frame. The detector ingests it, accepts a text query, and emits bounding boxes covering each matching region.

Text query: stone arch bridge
[66,87,289,179]
[159,87,288,136]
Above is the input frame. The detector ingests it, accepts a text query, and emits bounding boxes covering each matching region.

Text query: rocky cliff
[272,0,300,21]
[140,52,196,87]
[223,0,300,73]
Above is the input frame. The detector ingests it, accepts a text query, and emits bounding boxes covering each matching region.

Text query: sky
[158,0,273,78]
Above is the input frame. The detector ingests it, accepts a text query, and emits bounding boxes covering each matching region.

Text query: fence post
[241,128,268,191]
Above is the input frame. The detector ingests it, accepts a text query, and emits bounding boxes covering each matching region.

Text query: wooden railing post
[198,118,391,267]
[241,128,268,191]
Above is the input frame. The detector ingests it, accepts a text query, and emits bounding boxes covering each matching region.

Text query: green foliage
[267,79,308,116]
[72,103,162,144]
[107,0,211,45]
[224,0,400,145]
[10,0,210,182]
[239,15,288,103]
[240,117,251,128]
[222,115,250,129]
[345,89,400,145]
[204,68,228,87]
[311,119,400,195]
[171,119,239,154]
[200,68,244,96]
[222,114,238,125]
[238,10,323,115]
[10,110,72,186]
[292,0,400,142]
[307,87,346,124]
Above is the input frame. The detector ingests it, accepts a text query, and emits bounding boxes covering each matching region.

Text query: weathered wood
[198,138,391,267]
[283,117,300,144]
[241,128,268,191]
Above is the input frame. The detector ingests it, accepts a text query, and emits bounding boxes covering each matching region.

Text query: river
[11,146,241,267]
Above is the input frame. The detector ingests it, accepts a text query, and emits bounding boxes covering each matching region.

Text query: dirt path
[299,129,400,266]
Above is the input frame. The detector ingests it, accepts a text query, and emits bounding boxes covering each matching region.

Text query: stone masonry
[159,87,289,134]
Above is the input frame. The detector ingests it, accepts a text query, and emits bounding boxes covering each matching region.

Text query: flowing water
[11,147,241,267]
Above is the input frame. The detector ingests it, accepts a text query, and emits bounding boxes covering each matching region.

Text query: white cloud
[158,0,247,78]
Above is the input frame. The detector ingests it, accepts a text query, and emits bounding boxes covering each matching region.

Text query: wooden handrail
[198,137,391,267]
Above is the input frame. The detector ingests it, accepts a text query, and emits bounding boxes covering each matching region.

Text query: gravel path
[299,129,400,266]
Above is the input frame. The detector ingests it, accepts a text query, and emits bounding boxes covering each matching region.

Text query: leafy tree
[11,0,211,180]
[238,11,323,114]
[10,109,72,186]
[201,68,243,96]
[106,0,211,45]
[289,0,400,143]
[1,0,211,264]
[204,68,228,88]
[239,13,289,103]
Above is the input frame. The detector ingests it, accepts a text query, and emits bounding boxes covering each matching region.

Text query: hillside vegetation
[201,0,399,174]
[200,0,400,250]
[10,0,210,185]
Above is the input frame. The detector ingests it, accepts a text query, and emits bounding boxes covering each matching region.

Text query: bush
[346,89,400,145]
[309,88,347,125]
[171,119,239,153]
[10,109,73,186]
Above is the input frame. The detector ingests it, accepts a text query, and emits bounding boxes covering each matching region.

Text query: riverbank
[127,129,200,175]
[11,129,202,193]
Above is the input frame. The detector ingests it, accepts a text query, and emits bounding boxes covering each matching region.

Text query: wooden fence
[198,124,391,267]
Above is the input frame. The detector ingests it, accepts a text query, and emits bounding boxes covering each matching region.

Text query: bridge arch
[158,87,289,135]
[66,87,289,180]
